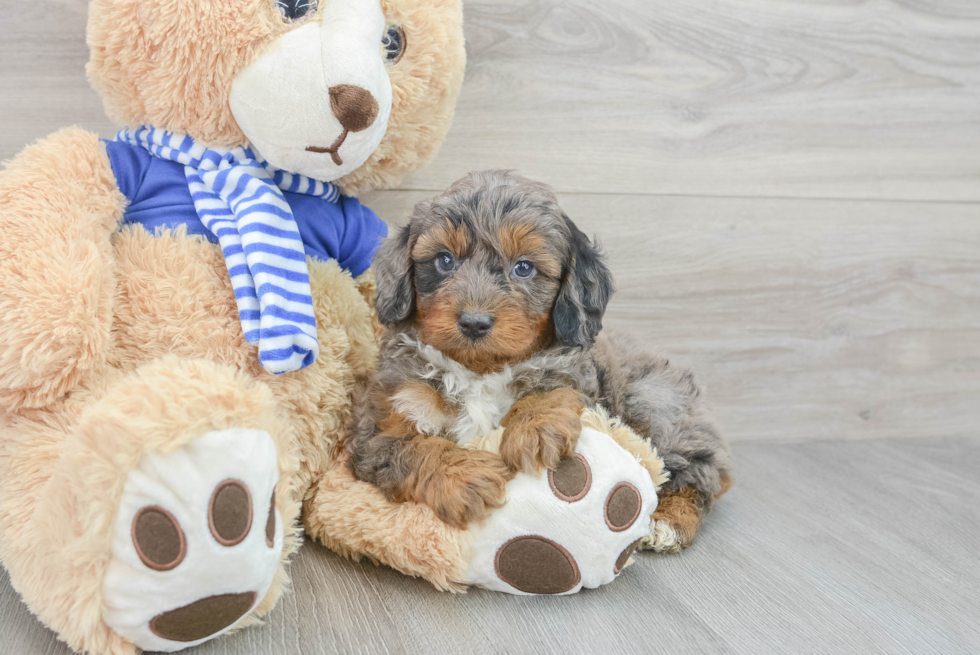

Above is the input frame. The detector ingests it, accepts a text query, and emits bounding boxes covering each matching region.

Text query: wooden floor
[2,1,979,654]
[4,436,980,654]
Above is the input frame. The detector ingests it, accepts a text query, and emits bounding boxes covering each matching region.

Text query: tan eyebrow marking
[413,221,468,260]
[498,222,561,278]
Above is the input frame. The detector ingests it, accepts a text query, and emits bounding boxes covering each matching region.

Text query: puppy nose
[329,84,379,133]
[457,313,495,341]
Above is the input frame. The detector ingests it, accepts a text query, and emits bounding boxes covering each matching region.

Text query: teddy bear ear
[373,225,416,326]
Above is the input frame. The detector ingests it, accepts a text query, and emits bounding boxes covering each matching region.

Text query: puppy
[348,171,732,551]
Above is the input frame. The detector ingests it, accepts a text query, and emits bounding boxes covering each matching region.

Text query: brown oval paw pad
[494,536,581,594]
[209,480,253,547]
[614,539,643,574]
[548,454,592,502]
[265,491,276,548]
[132,506,186,572]
[604,482,642,532]
[149,592,256,642]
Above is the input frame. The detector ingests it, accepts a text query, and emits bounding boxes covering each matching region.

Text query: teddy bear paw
[101,429,282,652]
[461,428,658,595]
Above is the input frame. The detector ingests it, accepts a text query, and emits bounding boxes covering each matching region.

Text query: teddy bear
[0,1,466,652]
[0,1,672,653]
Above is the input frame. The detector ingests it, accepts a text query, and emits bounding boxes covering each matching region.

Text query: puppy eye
[382,25,407,65]
[513,260,535,279]
[436,252,456,273]
[277,0,317,21]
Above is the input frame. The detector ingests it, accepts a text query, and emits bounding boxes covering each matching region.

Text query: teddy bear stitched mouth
[305,84,382,166]
[306,129,349,166]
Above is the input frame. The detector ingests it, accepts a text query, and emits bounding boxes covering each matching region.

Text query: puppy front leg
[350,431,510,529]
[402,437,512,529]
[500,388,584,474]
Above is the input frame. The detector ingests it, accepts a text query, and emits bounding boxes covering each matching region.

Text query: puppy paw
[420,448,510,529]
[646,487,704,553]
[500,389,583,474]
[644,519,682,554]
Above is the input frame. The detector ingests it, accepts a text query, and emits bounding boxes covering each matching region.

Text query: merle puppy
[347,170,731,552]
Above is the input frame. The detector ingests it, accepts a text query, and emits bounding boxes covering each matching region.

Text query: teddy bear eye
[382,25,407,65]
[277,0,318,21]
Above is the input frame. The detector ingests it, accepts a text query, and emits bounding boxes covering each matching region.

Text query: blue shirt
[103,139,387,277]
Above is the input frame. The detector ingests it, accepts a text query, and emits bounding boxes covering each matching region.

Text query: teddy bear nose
[329,85,380,133]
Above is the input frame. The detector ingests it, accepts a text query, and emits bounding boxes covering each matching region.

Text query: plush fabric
[305,448,469,592]
[102,428,284,652]
[0,179,376,652]
[103,139,386,275]
[86,0,466,194]
[117,126,349,374]
[0,133,381,653]
[462,426,659,594]
[0,355,303,655]
[228,0,394,181]
[0,128,125,412]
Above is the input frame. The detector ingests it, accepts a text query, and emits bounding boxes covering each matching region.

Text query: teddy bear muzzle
[306,84,382,165]
[229,0,394,182]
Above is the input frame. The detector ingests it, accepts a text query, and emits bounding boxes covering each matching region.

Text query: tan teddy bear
[0,1,464,653]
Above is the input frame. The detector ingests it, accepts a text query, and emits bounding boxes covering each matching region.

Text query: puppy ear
[373,225,416,326]
[553,217,614,348]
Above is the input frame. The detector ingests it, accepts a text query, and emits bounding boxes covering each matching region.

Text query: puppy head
[374,170,613,372]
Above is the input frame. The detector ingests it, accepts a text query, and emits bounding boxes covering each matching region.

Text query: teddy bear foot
[101,428,282,652]
[461,427,659,595]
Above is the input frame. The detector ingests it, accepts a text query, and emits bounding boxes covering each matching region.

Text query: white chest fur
[444,367,515,445]
[407,339,517,445]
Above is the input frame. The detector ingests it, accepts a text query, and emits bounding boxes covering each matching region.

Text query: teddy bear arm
[0,127,126,411]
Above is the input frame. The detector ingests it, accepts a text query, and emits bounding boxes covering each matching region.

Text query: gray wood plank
[409,0,980,201]
[0,1,114,158]
[3,1,980,201]
[361,189,980,444]
[3,436,979,654]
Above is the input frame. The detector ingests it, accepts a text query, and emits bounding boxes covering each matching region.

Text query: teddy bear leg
[0,128,125,412]
[0,357,301,655]
[304,450,470,592]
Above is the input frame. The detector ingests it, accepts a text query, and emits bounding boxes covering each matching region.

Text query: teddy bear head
[86,0,465,194]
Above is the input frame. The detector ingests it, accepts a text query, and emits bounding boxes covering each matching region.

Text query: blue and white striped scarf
[117,127,342,374]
